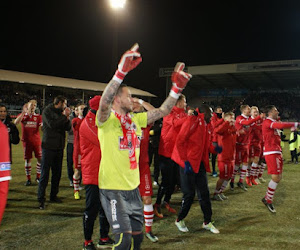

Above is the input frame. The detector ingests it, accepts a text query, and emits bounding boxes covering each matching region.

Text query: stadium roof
[0,69,156,97]
[160,59,300,90]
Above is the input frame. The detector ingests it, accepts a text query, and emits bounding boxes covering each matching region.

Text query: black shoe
[262,198,276,213]
[25,180,31,186]
[49,197,62,203]
[237,182,248,191]
[230,182,234,191]
[83,242,96,250]
[97,237,114,248]
[39,202,45,210]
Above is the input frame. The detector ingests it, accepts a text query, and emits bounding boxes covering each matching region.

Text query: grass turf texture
[1,127,300,249]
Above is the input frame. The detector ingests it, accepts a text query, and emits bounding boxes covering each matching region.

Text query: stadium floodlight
[110,0,126,9]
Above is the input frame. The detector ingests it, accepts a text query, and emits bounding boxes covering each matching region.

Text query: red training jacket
[79,111,101,185]
[215,120,236,162]
[235,114,261,145]
[172,112,216,174]
[0,121,11,182]
[158,106,187,158]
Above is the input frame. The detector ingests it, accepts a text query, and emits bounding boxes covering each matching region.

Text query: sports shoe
[83,242,96,250]
[219,193,228,200]
[164,201,176,214]
[50,197,63,203]
[69,181,73,187]
[254,178,261,184]
[251,177,259,185]
[35,178,40,183]
[154,204,163,218]
[153,181,158,186]
[259,177,266,183]
[145,231,158,243]
[245,177,252,187]
[262,198,276,213]
[230,182,234,191]
[212,171,218,177]
[74,191,80,200]
[25,180,31,186]
[212,194,223,201]
[97,237,114,248]
[175,219,189,232]
[39,201,45,210]
[237,182,248,191]
[202,222,220,234]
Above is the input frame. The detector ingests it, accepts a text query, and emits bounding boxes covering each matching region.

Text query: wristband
[138,99,144,105]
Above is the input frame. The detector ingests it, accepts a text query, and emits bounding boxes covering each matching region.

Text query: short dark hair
[263,105,276,115]
[115,84,128,97]
[0,104,7,110]
[53,96,66,105]
[215,106,222,112]
[197,104,211,114]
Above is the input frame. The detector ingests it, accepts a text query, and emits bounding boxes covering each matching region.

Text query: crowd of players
[1,44,300,250]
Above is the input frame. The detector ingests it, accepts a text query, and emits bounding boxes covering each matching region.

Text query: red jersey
[139,125,152,166]
[235,114,261,145]
[262,118,298,156]
[19,113,42,144]
[211,113,223,143]
[215,120,236,162]
[249,117,263,145]
[72,117,84,154]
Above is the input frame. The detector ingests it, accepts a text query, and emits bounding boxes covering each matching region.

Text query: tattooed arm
[97,79,120,124]
[147,95,177,125]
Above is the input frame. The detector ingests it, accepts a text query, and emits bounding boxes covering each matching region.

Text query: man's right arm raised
[97,43,142,124]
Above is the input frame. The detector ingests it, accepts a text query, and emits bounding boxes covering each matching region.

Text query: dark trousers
[155,156,176,205]
[177,162,212,224]
[291,149,298,162]
[83,185,110,240]
[148,145,160,182]
[211,153,217,173]
[66,143,74,182]
[38,148,64,202]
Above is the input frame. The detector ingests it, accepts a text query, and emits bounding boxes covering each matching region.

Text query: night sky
[2,0,300,101]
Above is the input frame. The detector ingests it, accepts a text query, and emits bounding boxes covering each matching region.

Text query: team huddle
[0,43,299,250]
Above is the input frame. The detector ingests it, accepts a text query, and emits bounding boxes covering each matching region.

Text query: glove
[113,43,142,83]
[214,145,223,154]
[169,62,192,99]
[184,161,194,174]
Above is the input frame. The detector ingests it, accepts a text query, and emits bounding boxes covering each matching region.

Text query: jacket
[42,104,71,150]
[0,121,11,183]
[79,110,101,185]
[172,112,216,174]
[158,106,187,158]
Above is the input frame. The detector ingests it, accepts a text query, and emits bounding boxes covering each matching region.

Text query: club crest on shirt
[118,136,142,150]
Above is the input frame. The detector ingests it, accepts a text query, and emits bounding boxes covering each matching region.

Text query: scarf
[113,110,138,169]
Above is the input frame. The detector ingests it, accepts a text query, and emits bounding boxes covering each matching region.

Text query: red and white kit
[72,116,84,169]
[249,118,263,158]
[19,113,42,159]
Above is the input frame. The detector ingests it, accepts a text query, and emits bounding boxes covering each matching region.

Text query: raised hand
[170,62,192,99]
[113,43,142,83]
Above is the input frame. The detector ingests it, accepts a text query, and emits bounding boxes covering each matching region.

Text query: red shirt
[215,120,236,162]
[211,113,222,143]
[262,118,298,155]
[19,113,42,144]
[72,117,84,154]
[139,125,152,166]
[235,114,260,145]
[249,117,263,145]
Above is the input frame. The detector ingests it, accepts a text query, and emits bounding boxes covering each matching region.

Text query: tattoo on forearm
[98,80,120,123]
[147,96,177,124]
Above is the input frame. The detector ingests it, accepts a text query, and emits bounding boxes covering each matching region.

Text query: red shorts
[265,154,283,175]
[138,164,153,197]
[235,145,249,165]
[249,144,262,158]
[23,142,42,160]
[218,161,234,179]
[73,154,81,170]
